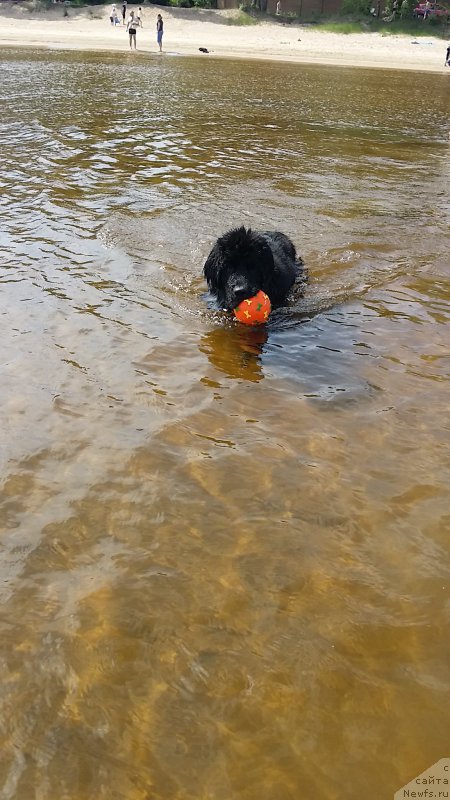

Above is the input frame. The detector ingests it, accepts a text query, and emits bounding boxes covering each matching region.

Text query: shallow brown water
[0,49,449,800]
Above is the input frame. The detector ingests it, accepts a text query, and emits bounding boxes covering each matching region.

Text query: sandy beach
[0,0,449,71]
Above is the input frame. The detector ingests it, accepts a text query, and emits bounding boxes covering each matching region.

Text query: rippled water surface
[1,49,449,799]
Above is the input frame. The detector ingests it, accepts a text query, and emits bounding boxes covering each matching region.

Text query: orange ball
[233,290,271,326]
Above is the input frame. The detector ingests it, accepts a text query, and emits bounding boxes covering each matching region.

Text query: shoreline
[0,2,449,72]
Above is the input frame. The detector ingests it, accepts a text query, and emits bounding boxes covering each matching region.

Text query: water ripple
[0,49,449,800]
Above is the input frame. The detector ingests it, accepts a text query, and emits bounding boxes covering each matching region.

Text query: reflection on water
[200,326,268,383]
[0,49,449,800]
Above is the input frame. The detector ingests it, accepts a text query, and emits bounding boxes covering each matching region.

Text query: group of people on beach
[109,2,163,51]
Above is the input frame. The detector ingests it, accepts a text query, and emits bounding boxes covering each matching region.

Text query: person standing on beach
[156,13,163,52]
[126,9,137,48]
[136,6,143,26]
[445,43,450,66]
[122,0,127,25]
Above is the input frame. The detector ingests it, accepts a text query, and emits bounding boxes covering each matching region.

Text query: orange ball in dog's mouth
[233,290,271,325]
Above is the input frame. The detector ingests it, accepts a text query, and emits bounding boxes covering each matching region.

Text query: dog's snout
[227,276,257,308]
[230,286,252,308]
[232,281,247,296]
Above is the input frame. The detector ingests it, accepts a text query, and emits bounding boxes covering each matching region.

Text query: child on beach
[136,6,143,26]
[156,14,163,52]
[110,4,120,25]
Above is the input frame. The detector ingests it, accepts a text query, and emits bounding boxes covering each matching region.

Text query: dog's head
[203,226,274,311]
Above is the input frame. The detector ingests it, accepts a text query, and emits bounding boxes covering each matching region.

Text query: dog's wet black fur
[203,226,304,311]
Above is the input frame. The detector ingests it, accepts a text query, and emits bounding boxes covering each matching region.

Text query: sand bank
[0,1,448,72]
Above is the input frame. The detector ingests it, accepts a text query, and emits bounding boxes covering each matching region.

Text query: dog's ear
[203,243,221,293]
[252,234,275,271]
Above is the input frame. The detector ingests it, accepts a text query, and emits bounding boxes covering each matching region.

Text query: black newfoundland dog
[203,226,304,311]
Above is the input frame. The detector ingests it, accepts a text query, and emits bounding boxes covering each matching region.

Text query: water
[0,48,449,800]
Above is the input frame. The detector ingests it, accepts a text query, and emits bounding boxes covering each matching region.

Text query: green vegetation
[24,0,449,33]
[341,0,371,14]
[244,0,450,35]
[257,0,450,38]
[319,17,449,36]
[57,0,221,6]
[22,0,54,11]
[228,8,260,22]
[149,0,215,6]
